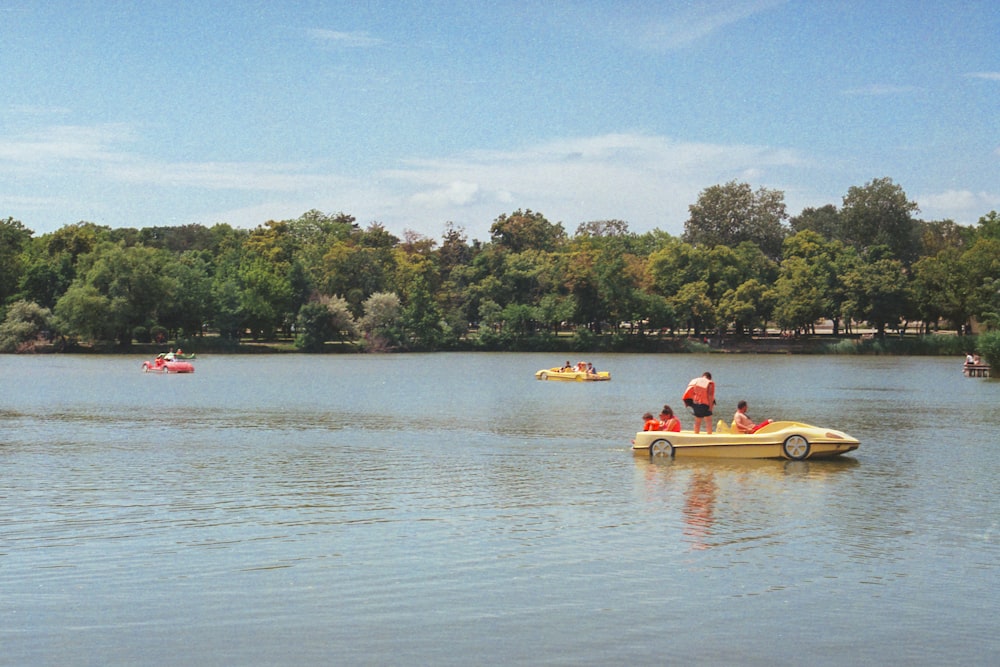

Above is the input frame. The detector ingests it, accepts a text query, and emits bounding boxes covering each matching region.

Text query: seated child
[642,412,661,431]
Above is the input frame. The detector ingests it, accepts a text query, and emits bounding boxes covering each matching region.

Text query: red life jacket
[683,377,713,405]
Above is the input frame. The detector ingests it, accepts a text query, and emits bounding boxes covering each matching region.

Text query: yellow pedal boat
[535,368,611,381]
[632,420,859,460]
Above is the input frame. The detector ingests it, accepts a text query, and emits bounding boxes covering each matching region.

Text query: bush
[150,325,168,344]
[132,326,151,344]
[825,334,971,356]
[976,331,1000,369]
[0,300,53,353]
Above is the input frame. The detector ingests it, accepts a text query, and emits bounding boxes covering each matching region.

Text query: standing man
[683,372,716,434]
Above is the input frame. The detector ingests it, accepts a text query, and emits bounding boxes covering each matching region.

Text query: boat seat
[715,419,731,434]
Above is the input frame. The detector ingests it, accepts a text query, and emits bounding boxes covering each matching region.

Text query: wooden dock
[963,364,991,378]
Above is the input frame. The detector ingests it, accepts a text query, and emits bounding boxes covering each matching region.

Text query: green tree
[972,210,1000,241]
[322,224,399,316]
[842,256,911,336]
[773,231,847,334]
[0,300,53,352]
[294,295,357,351]
[840,177,920,263]
[718,279,774,336]
[238,256,293,340]
[490,209,566,253]
[54,243,170,345]
[683,181,788,258]
[16,243,75,309]
[360,291,402,351]
[772,257,825,333]
[789,204,841,240]
[54,284,117,343]
[671,281,715,337]
[400,276,447,349]
[156,252,214,338]
[911,248,972,333]
[962,236,1000,329]
[0,217,33,305]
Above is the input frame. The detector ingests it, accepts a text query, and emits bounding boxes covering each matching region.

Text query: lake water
[1,352,997,665]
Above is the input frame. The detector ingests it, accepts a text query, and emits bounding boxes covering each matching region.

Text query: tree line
[1,177,999,353]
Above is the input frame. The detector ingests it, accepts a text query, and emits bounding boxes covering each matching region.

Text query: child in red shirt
[642,412,661,431]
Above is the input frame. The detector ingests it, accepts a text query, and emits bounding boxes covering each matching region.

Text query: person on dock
[683,372,716,434]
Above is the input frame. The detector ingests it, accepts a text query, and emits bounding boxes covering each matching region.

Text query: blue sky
[2,0,998,242]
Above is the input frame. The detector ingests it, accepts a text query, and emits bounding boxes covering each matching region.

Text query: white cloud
[373,132,805,237]
[0,123,135,164]
[106,160,351,192]
[2,104,73,117]
[306,28,384,48]
[410,180,483,207]
[918,189,1000,220]
[621,0,788,51]
[842,84,924,96]
[965,71,1000,81]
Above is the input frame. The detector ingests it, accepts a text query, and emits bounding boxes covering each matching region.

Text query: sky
[2,0,998,242]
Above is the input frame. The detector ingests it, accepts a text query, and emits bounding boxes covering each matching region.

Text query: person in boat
[659,405,681,432]
[733,400,772,434]
[175,347,184,358]
[965,353,975,366]
[733,400,756,433]
[576,361,587,372]
[683,372,716,434]
[642,412,661,431]
[164,349,175,361]
[561,360,573,371]
[155,353,166,368]
[586,362,598,375]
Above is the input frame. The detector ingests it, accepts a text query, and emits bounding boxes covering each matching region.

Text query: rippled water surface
[1,353,997,665]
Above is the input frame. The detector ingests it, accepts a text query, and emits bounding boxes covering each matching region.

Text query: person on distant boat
[659,405,681,432]
[164,349,175,361]
[562,360,573,371]
[965,353,975,365]
[586,362,598,375]
[683,372,716,434]
[175,348,183,357]
[642,412,661,431]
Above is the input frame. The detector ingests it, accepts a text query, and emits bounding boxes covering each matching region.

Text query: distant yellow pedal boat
[632,420,859,460]
[535,367,611,381]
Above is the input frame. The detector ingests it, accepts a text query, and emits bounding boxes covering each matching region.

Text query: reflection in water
[637,456,862,552]
[682,470,717,550]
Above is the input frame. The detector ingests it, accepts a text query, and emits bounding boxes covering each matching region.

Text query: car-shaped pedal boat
[632,420,859,460]
[142,359,195,373]
[535,368,611,381]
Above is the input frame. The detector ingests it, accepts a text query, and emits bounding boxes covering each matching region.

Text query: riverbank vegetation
[2,178,999,361]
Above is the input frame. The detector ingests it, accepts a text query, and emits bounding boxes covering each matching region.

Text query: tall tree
[0,217,33,305]
[842,256,912,336]
[840,177,920,263]
[683,181,788,258]
[490,210,566,253]
[54,243,170,345]
[789,204,841,240]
